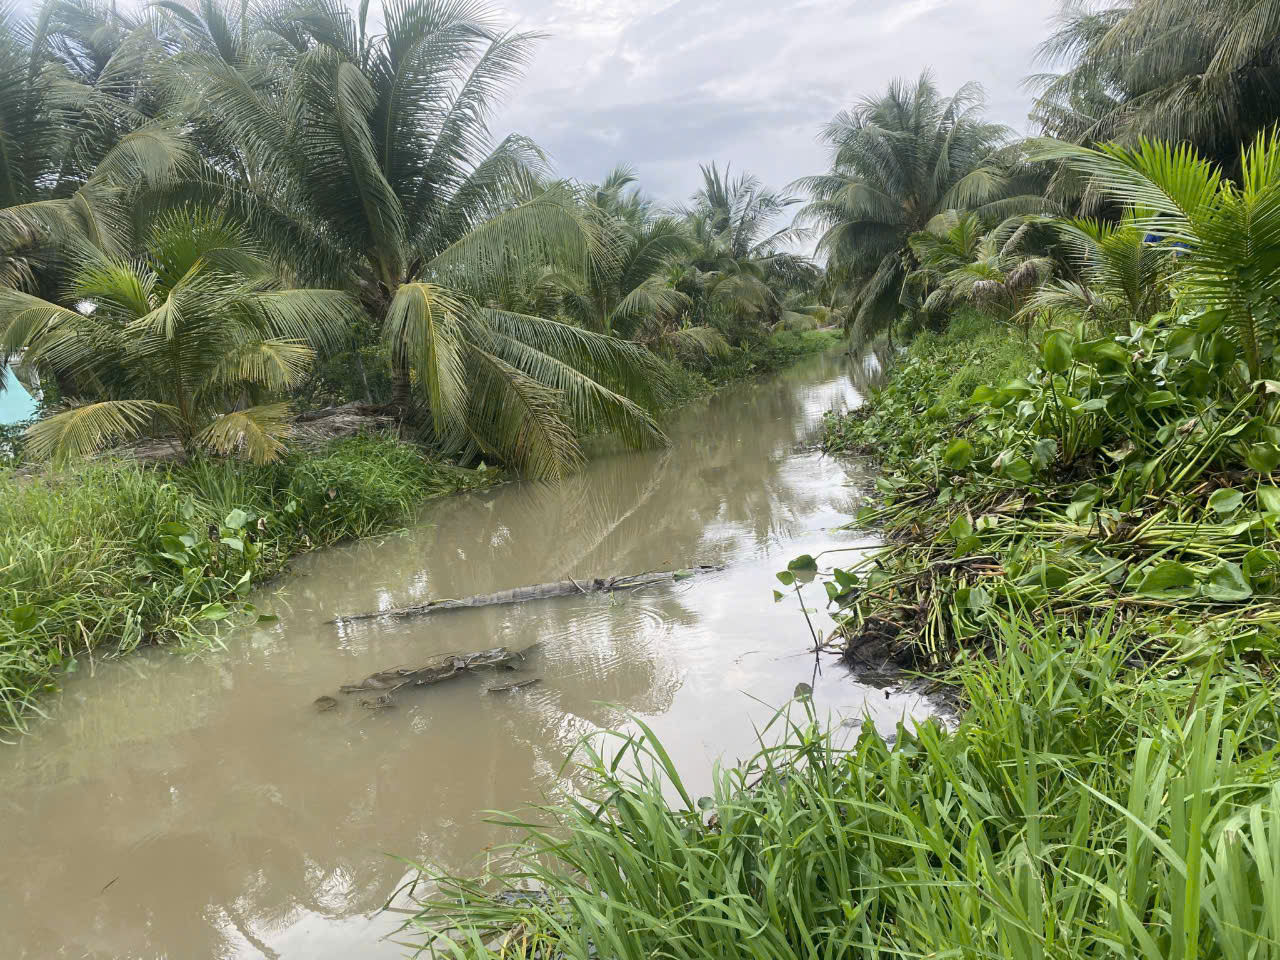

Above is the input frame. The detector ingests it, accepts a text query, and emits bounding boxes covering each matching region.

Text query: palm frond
[464,346,581,480]
[25,399,178,463]
[195,402,293,463]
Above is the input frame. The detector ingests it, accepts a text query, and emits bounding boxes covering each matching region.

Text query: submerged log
[338,646,528,696]
[486,678,541,694]
[331,564,724,624]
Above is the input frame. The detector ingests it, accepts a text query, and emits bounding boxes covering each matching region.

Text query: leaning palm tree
[181,0,669,479]
[794,73,1045,345]
[0,208,361,463]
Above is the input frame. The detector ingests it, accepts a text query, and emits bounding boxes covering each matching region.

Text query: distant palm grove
[4,0,1280,480]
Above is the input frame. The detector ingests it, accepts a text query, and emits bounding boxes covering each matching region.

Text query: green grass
[0,435,491,734]
[406,616,1280,958]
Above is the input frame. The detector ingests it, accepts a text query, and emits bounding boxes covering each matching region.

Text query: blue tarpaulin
[0,366,38,426]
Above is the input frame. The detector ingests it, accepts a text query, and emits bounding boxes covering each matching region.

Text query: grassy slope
[824,309,1036,461]
[400,310,1280,957]
[0,436,491,733]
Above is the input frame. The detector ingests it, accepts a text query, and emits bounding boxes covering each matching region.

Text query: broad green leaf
[787,554,818,573]
[1258,486,1280,514]
[1207,488,1244,516]
[224,509,249,531]
[1167,328,1197,359]
[776,571,795,586]
[1135,561,1196,599]
[1089,341,1130,371]
[5,605,39,633]
[1067,482,1103,522]
[1203,561,1252,602]
[1244,548,1280,578]
[948,514,974,541]
[1042,330,1073,373]
[1000,456,1033,482]
[943,438,973,470]
[196,602,232,621]
[1248,443,1280,473]
[1018,563,1071,590]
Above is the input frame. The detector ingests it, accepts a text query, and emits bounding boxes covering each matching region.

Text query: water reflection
[0,351,925,959]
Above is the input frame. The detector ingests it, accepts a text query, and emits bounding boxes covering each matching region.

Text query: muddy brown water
[0,350,929,959]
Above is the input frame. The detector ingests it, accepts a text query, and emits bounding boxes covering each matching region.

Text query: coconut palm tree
[904,212,1055,328]
[0,207,361,463]
[0,1,196,401]
[549,166,694,338]
[795,73,1044,346]
[1030,0,1280,170]
[181,0,669,479]
[678,163,816,338]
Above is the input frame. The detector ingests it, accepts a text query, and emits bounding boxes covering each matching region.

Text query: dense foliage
[1031,0,1280,170]
[0,0,829,480]
[820,133,1280,668]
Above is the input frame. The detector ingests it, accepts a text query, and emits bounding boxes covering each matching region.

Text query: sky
[490,0,1065,207]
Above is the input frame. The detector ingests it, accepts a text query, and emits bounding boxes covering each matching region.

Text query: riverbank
[821,309,1280,671]
[402,309,1280,956]
[0,330,843,737]
[0,436,493,734]
[409,615,1280,958]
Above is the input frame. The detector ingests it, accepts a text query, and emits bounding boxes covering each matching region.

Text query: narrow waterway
[0,350,927,959]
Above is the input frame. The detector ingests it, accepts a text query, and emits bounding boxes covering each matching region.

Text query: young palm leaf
[0,207,362,463]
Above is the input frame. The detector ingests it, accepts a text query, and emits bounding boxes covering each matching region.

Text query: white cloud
[489,0,1061,203]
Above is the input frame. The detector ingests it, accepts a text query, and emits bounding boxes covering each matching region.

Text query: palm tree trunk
[353,350,373,404]
[390,358,411,414]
